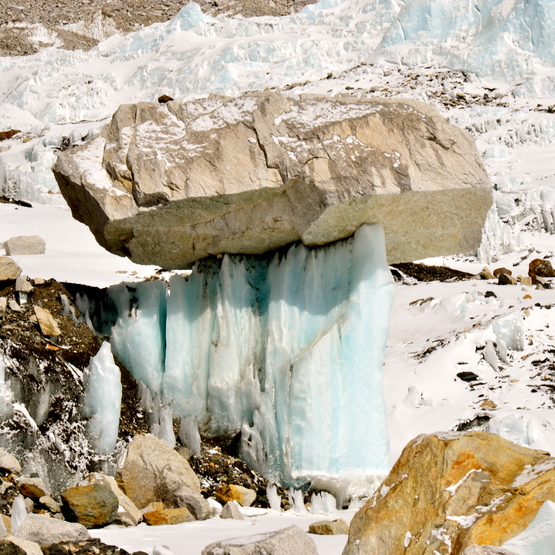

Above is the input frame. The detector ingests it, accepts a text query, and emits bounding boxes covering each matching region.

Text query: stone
[519,275,533,286]
[308,519,349,535]
[220,501,244,520]
[117,435,208,520]
[7,300,20,312]
[0,130,21,142]
[480,267,494,280]
[143,507,194,526]
[14,277,32,294]
[38,497,60,514]
[529,258,555,281]
[79,473,142,527]
[343,431,555,555]
[1,516,11,535]
[493,267,512,277]
[201,525,318,555]
[17,477,49,499]
[0,449,21,475]
[0,298,6,320]
[33,306,61,337]
[462,547,517,555]
[3,237,45,256]
[54,92,492,269]
[60,484,118,528]
[498,272,517,285]
[0,258,21,281]
[215,485,256,508]
[0,537,41,555]
[13,514,90,544]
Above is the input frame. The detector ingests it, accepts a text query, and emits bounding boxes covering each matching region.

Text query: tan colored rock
[3,237,45,256]
[143,507,194,526]
[220,501,244,520]
[0,257,22,281]
[13,514,90,544]
[33,307,61,337]
[0,537,42,555]
[80,473,142,527]
[54,92,492,269]
[480,267,494,280]
[202,525,318,555]
[308,519,349,535]
[117,435,208,520]
[1,515,11,536]
[215,485,256,508]
[60,484,118,529]
[343,431,555,555]
[0,450,21,475]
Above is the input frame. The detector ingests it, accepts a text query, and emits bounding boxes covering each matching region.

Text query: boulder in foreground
[54,92,492,268]
[344,431,555,555]
[202,525,318,555]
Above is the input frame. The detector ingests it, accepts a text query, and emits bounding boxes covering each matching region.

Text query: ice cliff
[83,225,395,497]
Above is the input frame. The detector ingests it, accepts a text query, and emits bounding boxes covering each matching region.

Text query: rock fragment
[143,507,194,526]
[13,514,90,544]
[0,258,21,281]
[220,501,244,520]
[201,525,318,555]
[0,450,20,476]
[61,484,118,528]
[33,306,61,337]
[3,237,45,256]
[215,485,256,507]
[308,519,349,535]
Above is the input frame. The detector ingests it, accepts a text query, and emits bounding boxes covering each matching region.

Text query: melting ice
[105,224,395,497]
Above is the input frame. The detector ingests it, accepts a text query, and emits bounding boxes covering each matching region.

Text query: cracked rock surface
[54,91,492,268]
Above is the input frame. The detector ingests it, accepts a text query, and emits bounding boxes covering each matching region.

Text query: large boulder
[3,237,45,256]
[117,434,208,520]
[0,258,21,281]
[60,484,118,528]
[54,92,492,269]
[343,431,555,555]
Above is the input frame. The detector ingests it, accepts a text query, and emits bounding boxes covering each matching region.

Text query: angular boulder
[201,525,318,555]
[117,435,208,520]
[13,514,90,544]
[3,237,45,256]
[0,258,21,281]
[60,484,118,528]
[54,92,492,269]
[0,537,42,555]
[215,485,256,508]
[309,519,349,535]
[343,431,555,555]
[143,507,194,526]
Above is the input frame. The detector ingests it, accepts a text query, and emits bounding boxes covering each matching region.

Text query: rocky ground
[0,0,319,56]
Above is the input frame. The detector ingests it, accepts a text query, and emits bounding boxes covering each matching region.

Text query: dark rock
[457,371,480,383]
[157,95,174,103]
[498,272,516,285]
[529,258,555,281]
[484,291,497,298]
[493,267,512,277]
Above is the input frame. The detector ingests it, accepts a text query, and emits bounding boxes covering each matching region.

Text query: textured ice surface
[107,224,395,494]
[83,342,122,455]
[503,500,555,555]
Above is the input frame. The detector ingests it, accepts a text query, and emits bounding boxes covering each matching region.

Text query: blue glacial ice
[103,224,395,496]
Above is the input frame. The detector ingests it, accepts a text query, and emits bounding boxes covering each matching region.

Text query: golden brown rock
[343,431,555,555]
[61,484,118,528]
[215,485,256,507]
[309,519,349,535]
[143,507,194,526]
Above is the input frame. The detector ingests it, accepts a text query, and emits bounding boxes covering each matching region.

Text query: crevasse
[107,224,395,497]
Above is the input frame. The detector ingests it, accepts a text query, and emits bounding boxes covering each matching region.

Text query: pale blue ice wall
[108,224,395,490]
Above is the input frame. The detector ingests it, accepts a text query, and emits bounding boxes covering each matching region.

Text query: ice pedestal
[108,224,395,496]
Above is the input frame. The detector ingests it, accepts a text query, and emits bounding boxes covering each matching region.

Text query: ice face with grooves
[108,224,395,494]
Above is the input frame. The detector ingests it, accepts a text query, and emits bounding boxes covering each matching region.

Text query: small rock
[14,277,33,294]
[1,515,11,536]
[518,276,533,287]
[220,501,244,520]
[31,278,44,286]
[0,449,21,475]
[215,485,256,508]
[17,477,49,498]
[143,507,194,526]
[7,300,21,312]
[3,236,45,256]
[0,257,22,281]
[480,399,498,410]
[308,519,349,535]
[480,267,494,280]
[529,258,555,280]
[13,514,90,545]
[498,273,516,286]
[201,525,318,555]
[0,298,6,320]
[0,130,21,142]
[61,484,118,529]
[157,95,174,103]
[33,306,61,337]
[457,371,480,383]
[38,496,61,514]
[493,267,512,278]
[0,536,42,555]
[22,499,33,514]
[484,290,497,298]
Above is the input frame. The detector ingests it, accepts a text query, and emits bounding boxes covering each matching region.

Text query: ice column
[161,224,395,493]
[83,342,122,455]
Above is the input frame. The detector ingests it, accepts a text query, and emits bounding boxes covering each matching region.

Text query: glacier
[95,224,395,497]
